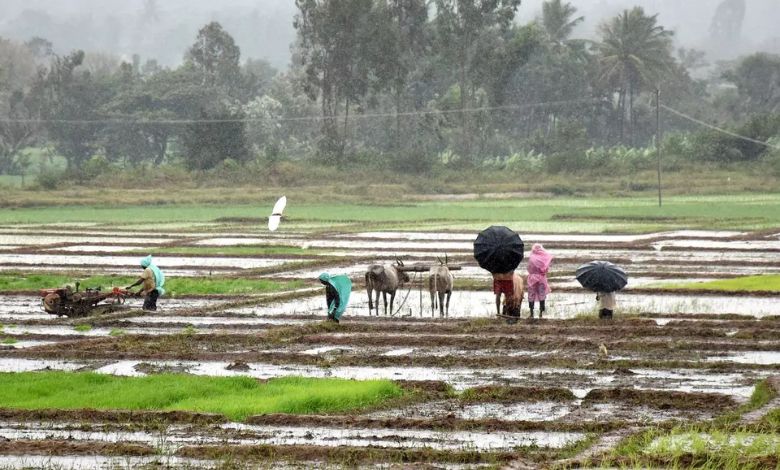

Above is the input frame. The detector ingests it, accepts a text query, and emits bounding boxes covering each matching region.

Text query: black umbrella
[576,261,628,293]
[473,226,524,274]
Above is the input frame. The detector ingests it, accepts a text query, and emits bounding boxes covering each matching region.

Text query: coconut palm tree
[597,7,674,143]
[541,0,584,44]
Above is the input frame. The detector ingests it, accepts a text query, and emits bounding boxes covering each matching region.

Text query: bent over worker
[318,272,352,323]
[127,255,165,311]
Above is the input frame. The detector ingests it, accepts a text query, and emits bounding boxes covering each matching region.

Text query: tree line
[1,0,779,182]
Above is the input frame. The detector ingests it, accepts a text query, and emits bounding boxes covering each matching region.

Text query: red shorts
[493,279,514,296]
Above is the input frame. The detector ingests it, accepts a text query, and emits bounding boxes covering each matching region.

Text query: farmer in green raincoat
[127,255,166,311]
[318,273,351,323]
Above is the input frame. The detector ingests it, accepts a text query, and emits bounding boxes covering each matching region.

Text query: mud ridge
[242,413,619,433]
[0,439,155,457]
[176,443,519,465]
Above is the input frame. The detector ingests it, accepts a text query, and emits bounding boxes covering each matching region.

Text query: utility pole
[656,87,662,207]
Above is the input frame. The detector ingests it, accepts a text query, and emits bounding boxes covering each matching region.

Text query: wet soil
[1,227,779,467]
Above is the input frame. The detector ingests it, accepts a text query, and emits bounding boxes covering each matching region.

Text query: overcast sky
[0,0,777,68]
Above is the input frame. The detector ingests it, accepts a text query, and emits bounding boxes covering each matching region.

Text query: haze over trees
[0,0,779,184]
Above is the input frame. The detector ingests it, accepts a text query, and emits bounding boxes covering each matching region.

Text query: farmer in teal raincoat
[127,255,166,311]
[318,273,351,323]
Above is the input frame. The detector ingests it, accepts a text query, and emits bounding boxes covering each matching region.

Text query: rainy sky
[0,0,777,68]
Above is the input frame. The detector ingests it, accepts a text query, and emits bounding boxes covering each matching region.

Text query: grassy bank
[662,275,780,293]
[0,273,305,296]
[603,380,779,470]
[1,194,779,232]
[0,373,403,421]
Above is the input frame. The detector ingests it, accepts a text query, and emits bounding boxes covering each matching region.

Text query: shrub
[35,169,63,190]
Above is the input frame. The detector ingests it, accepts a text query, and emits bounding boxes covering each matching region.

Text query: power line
[0,97,602,125]
[661,103,780,151]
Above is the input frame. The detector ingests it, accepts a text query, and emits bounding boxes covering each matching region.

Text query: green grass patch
[659,275,780,293]
[761,409,780,431]
[0,273,304,296]
[73,324,92,333]
[606,380,780,469]
[646,430,780,460]
[1,338,17,345]
[108,328,126,337]
[0,372,403,422]
[1,194,780,232]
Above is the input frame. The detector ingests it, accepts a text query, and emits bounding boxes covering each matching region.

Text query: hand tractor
[40,282,132,317]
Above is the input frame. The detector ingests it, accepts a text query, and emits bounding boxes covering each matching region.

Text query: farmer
[318,272,352,323]
[596,291,616,319]
[503,272,525,324]
[527,243,552,318]
[492,271,515,317]
[127,255,165,311]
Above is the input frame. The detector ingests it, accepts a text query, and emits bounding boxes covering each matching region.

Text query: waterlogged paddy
[344,230,745,242]
[367,400,712,423]
[0,421,584,452]
[18,360,751,398]
[0,456,214,470]
[228,290,780,318]
[0,226,778,466]
[0,254,296,270]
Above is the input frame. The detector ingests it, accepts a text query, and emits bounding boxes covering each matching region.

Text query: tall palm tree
[541,0,584,44]
[597,7,674,143]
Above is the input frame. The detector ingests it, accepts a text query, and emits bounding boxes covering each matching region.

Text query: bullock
[365,259,410,316]
[428,255,454,317]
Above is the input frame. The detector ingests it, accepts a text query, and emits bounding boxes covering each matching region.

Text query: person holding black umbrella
[473,226,525,323]
[575,261,627,320]
[596,291,617,319]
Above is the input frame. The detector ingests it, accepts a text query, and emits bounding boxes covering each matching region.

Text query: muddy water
[228,290,501,318]
[222,423,584,450]
[654,239,780,250]
[228,290,780,319]
[563,402,715,423]
[707,351,780,365]
[0,358,87,372]
[0,324,198,337]
[79,360,763,398]
[123,316,312,327]
[51,245,145,253]
[369,400,711,423]
[0,254,295,270]
[0,340,56,349]
[344,230,744,242]
[368,400,574,421]
[0,265,231,276]
[0,235,174,246]
[0,456,213,470]
[0,296,72,320]
[0,420,584,452]
[277,260,780,280]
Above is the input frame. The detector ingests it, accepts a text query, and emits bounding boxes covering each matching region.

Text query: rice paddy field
[0,192,778,468]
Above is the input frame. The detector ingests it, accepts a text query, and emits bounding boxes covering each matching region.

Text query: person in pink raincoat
[527,243,552,318]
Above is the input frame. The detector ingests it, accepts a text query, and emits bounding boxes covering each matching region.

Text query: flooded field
[0,224,778,467]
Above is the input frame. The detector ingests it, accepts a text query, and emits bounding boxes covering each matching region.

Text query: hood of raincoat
[140,255,166,297]
[528,244,553,274]
[319,272,352,320]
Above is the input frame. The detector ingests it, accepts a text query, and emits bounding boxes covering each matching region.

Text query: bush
[35,169,63,190]
[81,155,113,180]
[763,140,780,177]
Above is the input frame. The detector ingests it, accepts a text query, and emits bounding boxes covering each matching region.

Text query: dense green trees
[0,0,778,182]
